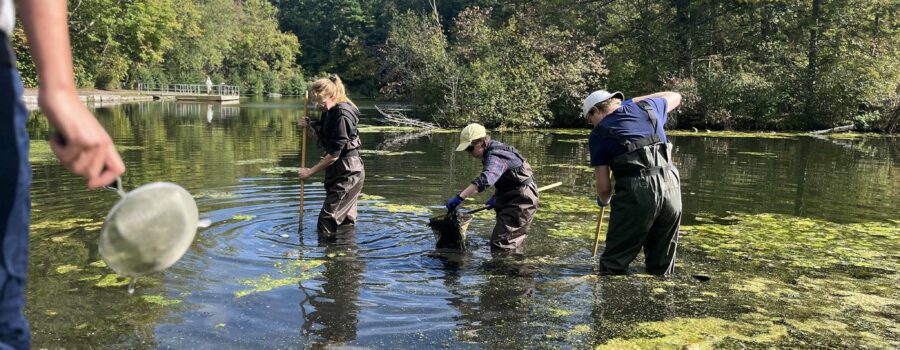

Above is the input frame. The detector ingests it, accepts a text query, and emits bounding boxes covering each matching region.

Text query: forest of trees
[12,0,900,131]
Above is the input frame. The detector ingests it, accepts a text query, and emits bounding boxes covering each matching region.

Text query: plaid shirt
[472,141,523,192]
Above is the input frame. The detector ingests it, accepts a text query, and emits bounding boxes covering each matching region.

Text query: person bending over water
[445,124,539,256]
[581,89,683,275]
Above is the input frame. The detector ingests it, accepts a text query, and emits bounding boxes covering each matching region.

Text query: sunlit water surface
[24,98,898,349]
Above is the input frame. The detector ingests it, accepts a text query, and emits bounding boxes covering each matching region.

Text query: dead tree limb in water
[810,125,854,135]
[374,105,439,129]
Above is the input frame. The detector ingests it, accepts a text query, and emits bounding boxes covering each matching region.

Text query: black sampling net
[427,208,471,250]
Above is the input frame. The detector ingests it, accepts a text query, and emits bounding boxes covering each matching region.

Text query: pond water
[25,98,898,349]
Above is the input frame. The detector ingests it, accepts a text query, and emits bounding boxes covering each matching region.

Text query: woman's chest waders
[317,107,365,239]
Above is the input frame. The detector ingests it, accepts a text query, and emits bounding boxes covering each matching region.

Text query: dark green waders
[596,100,682,275]
[600,143,682,275]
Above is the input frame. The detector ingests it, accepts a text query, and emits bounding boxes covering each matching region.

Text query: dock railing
[137,83,240,96]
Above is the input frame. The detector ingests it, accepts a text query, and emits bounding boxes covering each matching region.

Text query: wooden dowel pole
[300,90,308,216]
[591,207,606,257]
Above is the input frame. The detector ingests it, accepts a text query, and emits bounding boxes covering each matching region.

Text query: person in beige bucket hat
[445,123,539,255]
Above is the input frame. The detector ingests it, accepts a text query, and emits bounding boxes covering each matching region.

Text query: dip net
[427,208,471,250]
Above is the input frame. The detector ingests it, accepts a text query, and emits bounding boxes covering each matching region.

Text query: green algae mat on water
[681,212,900,271]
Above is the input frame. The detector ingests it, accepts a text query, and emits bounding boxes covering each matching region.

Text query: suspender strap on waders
[599,101,673,178]
[594,101,661,153]
[483,142,535,193]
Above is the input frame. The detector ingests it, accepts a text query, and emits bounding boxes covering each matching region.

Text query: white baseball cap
[581,90,624,118]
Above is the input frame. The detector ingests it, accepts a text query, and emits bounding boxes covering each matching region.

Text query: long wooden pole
[300,90,308,216]
[466,181,563,215]
[591,207,606,257]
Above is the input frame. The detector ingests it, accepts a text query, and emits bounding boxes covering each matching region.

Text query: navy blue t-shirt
[588,98,669,166]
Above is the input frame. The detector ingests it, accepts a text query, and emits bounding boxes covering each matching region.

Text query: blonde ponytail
[311,74,355,108]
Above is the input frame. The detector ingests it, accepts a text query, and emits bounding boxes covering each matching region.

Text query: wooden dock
[174,94,239,102]
[137,83,241,103]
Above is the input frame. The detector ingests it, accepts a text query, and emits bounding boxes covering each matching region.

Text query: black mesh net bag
[427,208,471,251]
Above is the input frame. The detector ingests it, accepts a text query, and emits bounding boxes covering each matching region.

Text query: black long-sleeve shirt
[314,102,360,157]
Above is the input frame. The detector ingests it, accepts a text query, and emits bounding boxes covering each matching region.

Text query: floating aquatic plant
[55,265,81,274]
[141,295,182,306]
[357,125,421,133]
[825,132,895,140]
[95,274,131,288]
[359,193,386,201]
[31,218,101,233]
[597,316,788,349]
[372,202,430,213]
[539,164,592,173]
[360,149,425,156]
[78,275,103,282]
[681,213,900,271]
[537,193,598,216]
[235,158,276,165]
[273,259,325,274]
[667,130,798,139]
[235,273,316,298]
[232,214,255,221]
[260,167,300,174]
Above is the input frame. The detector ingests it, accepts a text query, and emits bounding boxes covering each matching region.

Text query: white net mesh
[100,183,198,276]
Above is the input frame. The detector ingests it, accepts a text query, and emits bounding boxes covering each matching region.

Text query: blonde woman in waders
[299,75,364,238]
[445,124,539,256]
[582,90,682,275]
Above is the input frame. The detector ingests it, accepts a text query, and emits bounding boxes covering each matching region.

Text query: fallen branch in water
[374,105,439,129]
[810,124,854,135]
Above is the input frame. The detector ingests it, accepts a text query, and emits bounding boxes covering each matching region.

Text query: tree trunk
[804,0,821,128]
[674,0,692,76]
[871,13,880,57]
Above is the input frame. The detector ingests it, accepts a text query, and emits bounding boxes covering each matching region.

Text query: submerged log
[810,124,854,135]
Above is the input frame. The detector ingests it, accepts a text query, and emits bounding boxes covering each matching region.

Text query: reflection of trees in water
[673,136,898,223]
[376,130,434,151]
[299,230,365,346]
[438,256,536,348]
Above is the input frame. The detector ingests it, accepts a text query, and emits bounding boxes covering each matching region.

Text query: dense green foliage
[372,0,900,130]
[381,7,606,127]
[12,0,900,130]
[13,0,303,94]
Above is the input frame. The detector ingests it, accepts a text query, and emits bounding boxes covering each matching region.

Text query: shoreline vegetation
[11,1,899,132]
[23,89,897,137]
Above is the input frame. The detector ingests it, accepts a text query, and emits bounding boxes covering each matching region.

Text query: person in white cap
[582,90,682,275]
[446,123,539,255]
